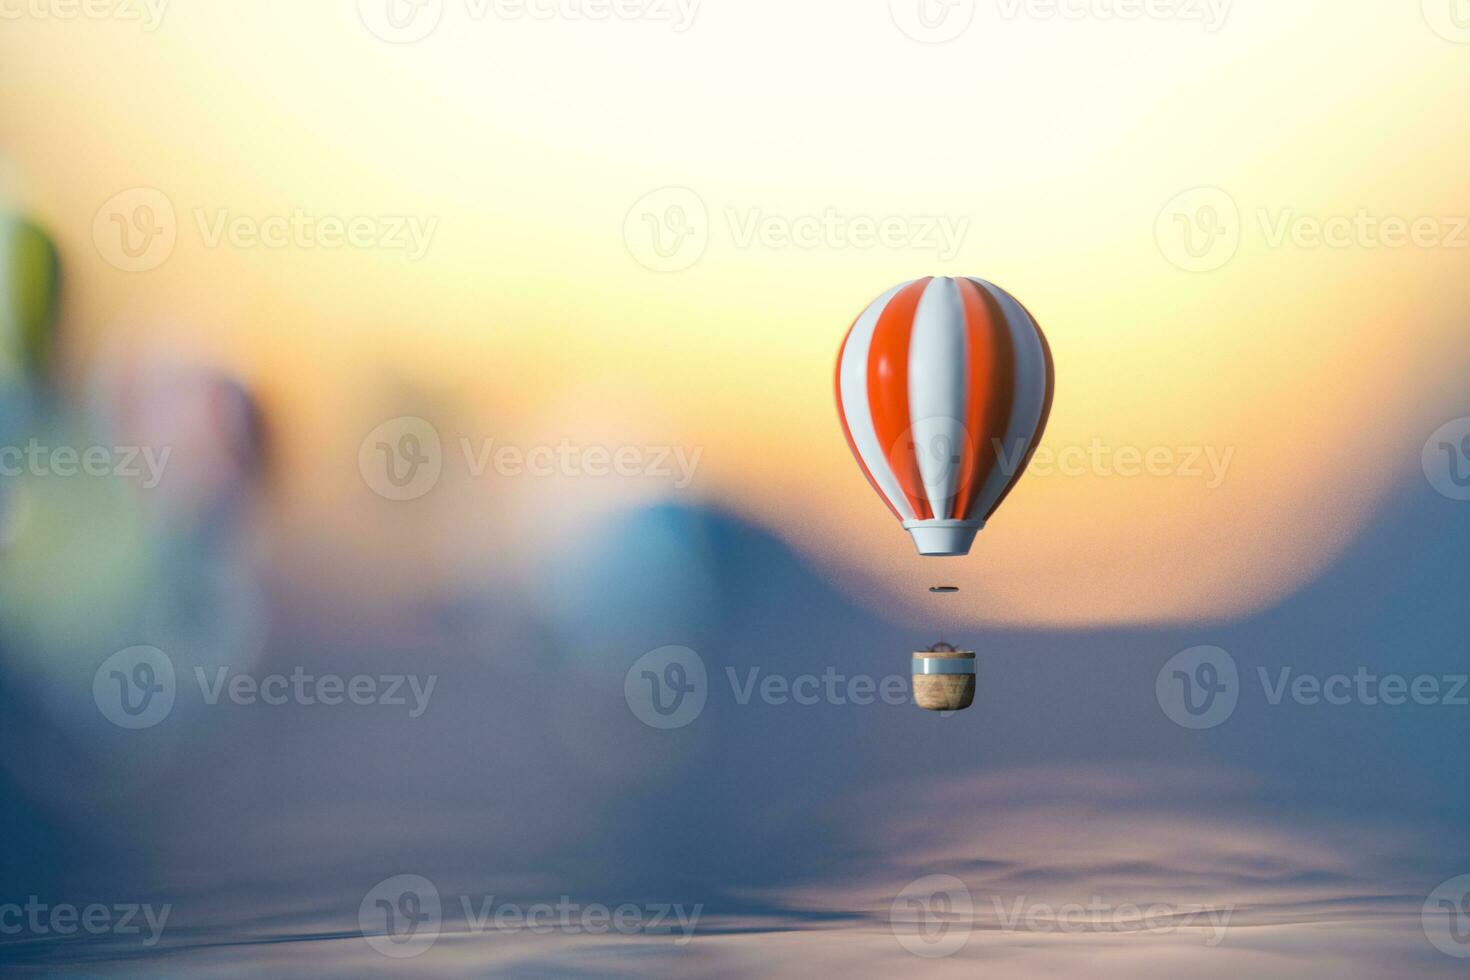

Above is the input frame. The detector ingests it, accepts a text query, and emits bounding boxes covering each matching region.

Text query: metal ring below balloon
[912,658,976,675]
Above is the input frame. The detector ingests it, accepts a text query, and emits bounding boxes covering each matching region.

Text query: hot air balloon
[87,342,273,673]
[835,276,1054,557]
[0,217,60,550]
[99,352,267,526]
[0,215,61,383]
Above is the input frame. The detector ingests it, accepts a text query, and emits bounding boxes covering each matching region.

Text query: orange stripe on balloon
[952,278,1015,520]
[984,301,1055,520]
[835,312,901,521]
[866,277,932,519]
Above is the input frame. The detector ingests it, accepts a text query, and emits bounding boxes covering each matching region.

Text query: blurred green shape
[0,214,61,382]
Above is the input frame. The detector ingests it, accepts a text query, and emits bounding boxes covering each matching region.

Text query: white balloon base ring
[902,519,983,557]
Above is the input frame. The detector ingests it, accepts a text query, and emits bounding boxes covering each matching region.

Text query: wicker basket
[911,645,975,711]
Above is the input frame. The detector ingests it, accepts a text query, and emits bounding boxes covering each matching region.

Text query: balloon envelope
[0,215,60,381]
[835,276,1054,556]
[93,346,267,522]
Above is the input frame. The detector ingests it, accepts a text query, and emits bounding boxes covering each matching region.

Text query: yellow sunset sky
[2,0,1467,626]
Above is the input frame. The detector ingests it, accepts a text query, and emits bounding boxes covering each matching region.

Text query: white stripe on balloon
[839,282,917,521]
[907,277,970,521]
